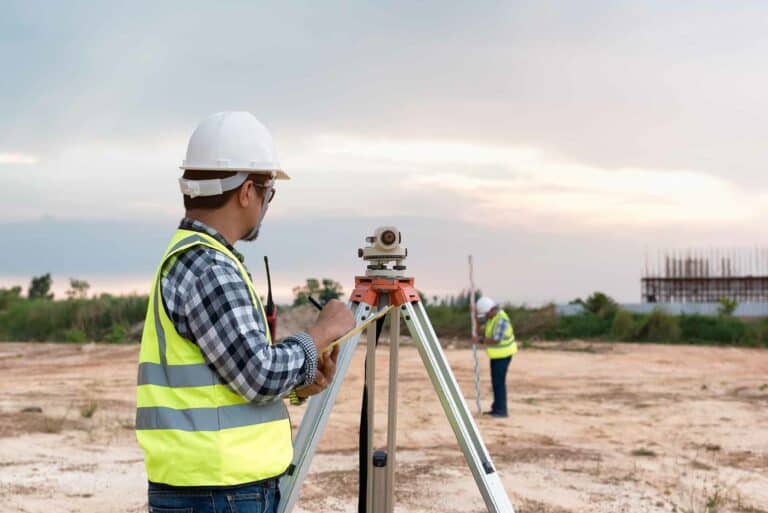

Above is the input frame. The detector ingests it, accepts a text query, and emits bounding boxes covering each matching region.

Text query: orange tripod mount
[349,275,421,309]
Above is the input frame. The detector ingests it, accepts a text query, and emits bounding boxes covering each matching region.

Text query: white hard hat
[476,296,497,318]
[179,111,289,198]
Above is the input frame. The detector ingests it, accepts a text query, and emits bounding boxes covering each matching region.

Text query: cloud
[0,152,38,165]
[292,135,767,228]
[312,134,540,168]
[2,130,764,235]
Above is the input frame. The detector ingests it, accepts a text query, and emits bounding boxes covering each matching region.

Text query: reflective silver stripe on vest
[136,401,289,431]
[138,362,222,388]
[154,285,168,366]
[167,234,207,255]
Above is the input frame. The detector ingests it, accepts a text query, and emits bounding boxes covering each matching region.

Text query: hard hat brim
[272,170,291,180]
[179,165,290,180]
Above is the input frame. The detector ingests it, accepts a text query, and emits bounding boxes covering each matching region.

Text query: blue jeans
[147,481,280,513]
[490,356,511,416]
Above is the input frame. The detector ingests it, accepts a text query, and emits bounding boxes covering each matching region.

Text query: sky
[2,1,768,304]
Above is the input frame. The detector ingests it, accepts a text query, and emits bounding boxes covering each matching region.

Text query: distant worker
[473,296,517,418]
[135,112,354,513]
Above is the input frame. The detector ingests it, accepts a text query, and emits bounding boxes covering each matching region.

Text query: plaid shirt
[492,315,510,342]
[483,312,510,342]
[159,218,317,404]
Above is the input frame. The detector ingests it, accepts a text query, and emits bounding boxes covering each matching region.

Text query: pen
[309,296,323,311]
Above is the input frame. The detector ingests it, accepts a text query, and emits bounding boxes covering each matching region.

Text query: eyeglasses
[251,183,276,203]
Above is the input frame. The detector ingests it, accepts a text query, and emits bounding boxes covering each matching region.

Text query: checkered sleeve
[182,262,317,404]
[493,317,509,342]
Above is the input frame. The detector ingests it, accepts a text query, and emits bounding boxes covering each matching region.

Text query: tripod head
[358,226,408,277]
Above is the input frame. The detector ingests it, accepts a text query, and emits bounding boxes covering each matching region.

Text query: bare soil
[0,340,766,513]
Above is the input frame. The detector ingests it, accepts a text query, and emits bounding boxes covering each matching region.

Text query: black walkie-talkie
[263,256,277,340]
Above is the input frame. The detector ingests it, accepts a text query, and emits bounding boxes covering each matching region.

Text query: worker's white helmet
[476,296,497,318]
[179,111,289,198]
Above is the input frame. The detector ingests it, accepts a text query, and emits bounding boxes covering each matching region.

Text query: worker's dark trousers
[490,356,511,416]
[148,479,279,513]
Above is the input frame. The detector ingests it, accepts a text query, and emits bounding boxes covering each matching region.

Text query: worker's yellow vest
[484,310,518,360]
[135,229,292,486]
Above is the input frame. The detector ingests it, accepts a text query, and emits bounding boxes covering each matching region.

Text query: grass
[630,447,657,457]
[668,456,756,513]
[704,488,725,513]
[79,400,98,419]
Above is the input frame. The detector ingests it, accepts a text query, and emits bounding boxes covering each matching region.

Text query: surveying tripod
[278,227,515,513]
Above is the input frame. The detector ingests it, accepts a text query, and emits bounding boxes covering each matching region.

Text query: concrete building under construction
[642,249,768,303]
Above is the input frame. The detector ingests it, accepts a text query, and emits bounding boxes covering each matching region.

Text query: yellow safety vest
[484,310,518,360]
[135,229,293,486]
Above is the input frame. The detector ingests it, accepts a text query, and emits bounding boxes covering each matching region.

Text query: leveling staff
[473,297,517,418]
[135,112,354,513]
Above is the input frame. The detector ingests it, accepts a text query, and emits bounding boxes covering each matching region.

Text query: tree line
[1,275,767,347]
[1,273,91,306]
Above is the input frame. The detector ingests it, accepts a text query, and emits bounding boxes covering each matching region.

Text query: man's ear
[237,181,254,208]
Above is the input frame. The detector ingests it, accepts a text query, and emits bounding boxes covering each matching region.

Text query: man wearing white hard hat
[135,112,354,512]
[473,296,517,418]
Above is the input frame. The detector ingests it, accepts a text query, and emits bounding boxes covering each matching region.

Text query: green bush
[583,292,618,317]
[0,286,23,310]
[745,319,768,348]
[105,323,128,343]
[0,295,148,342]
[610,309,636,340]
[717,297,738,316]
[636,309,680,342]
[678,314,747,345]
[292,278,343,306]
[63,328,88,343]
[421,302,560,340]
[544,312,613,340]
[424,305,471,337]
[506,303,559,338]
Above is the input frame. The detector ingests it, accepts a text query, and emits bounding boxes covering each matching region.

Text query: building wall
[642,277,768,303]
[556,302,768,318]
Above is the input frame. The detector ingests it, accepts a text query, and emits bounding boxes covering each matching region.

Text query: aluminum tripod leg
[369,304,400,513]
[277,301,373,513]
[384,306,399,513]
[365,310,376,513]
[402,301,515,513]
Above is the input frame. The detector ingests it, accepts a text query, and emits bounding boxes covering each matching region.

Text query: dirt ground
[0,340,766,513]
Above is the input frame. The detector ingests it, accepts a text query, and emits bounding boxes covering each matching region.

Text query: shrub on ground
[0,295,148,342]
[636,309,681,343]
[610,309,636,341]
[678,314,748,345]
